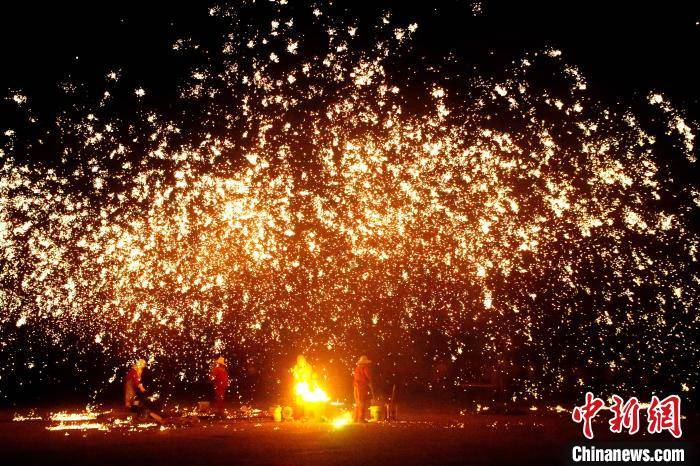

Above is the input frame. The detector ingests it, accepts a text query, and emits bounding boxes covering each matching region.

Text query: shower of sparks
[0,2,698,403]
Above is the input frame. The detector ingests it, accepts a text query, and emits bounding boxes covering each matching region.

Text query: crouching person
[124,358,164,424]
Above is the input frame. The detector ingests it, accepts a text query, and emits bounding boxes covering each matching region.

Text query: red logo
[572,393,682,439]
[609,395,640,435]
[572,392,605,439]
[647,395,682,438]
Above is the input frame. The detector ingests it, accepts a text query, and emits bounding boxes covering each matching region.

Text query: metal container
[271,405,282,422]
[369,405,383,422]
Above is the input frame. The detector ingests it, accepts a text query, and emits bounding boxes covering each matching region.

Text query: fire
[290,356,353,426]
[291,355,329,404]
[295,381,330,403]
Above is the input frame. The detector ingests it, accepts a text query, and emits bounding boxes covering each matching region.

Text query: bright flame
[291,355,329,404]
[295,380,329,403]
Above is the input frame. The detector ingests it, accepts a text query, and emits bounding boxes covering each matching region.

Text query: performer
[210,356,229,418]
[353,355,374,423]
[124,358,164,424]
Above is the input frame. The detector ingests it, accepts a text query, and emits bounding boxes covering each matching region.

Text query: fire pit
[276,355,352,426]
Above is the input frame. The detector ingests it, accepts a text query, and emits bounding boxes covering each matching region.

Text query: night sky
[1,2,697,127]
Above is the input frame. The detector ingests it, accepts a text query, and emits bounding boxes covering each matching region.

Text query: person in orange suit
[353,355,374,423]
[210,356,229,418]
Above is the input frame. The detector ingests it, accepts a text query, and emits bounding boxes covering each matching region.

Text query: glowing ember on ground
[12,411,42,422]
[46,422,109,432]
[50,410,102,422]
[331,412,353,429]
[44,407,111,432]
[13,407,166,432]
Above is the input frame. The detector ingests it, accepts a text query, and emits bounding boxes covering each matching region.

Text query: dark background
[0,1,697,123]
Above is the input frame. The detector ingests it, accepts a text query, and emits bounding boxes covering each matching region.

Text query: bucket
[369,405,383,422]
[272,406,282,422]
[282,406,294,421]
[198,401,210,412]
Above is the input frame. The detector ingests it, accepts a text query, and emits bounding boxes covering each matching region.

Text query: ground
[0,404,696,465]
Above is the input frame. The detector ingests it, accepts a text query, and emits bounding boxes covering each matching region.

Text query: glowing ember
[24,408,164,432]
[331,411,353,429]
[12,411,42,422]
[50,410,101,422]
[46,422,108,431]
